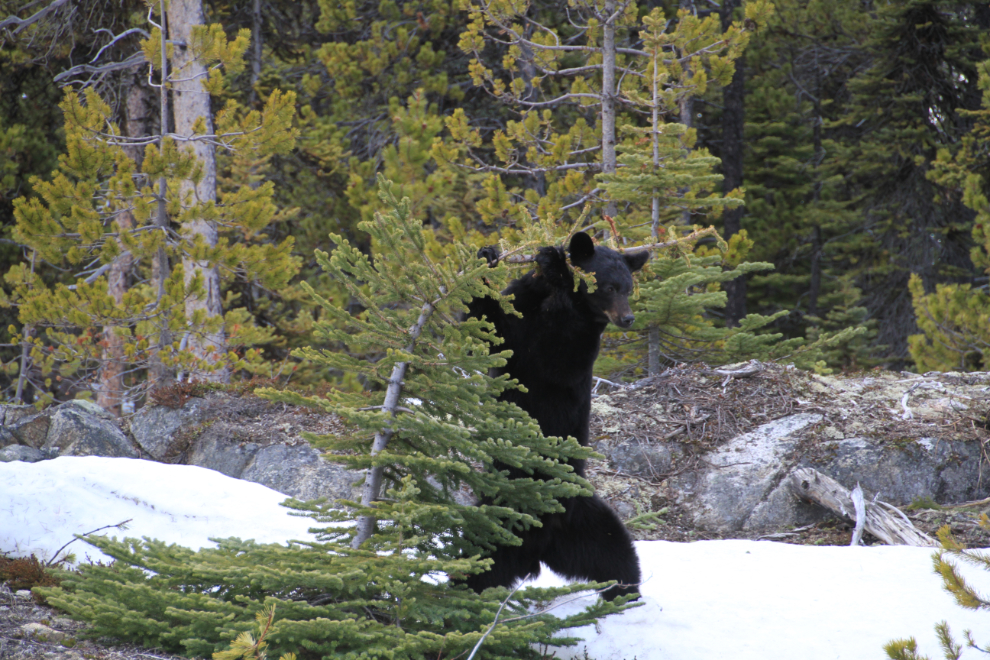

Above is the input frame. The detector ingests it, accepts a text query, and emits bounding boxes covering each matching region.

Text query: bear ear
[568,232,595,261]
[623,250,649,273]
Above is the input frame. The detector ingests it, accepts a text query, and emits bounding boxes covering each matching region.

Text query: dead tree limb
[53,52,146,84]
[496,226,720,264]
[788,467,937,547]
[0,0,68,35]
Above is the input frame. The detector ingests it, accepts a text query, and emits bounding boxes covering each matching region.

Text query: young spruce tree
[38,177,635,660]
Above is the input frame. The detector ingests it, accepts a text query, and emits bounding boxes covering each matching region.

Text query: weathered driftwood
[788,467,937,547]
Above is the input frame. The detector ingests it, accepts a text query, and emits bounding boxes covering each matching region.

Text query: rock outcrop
[0,394,362,505]
[590,364,990,535]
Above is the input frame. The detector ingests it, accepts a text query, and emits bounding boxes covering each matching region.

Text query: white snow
[2,456,988,659]
[0,457,318,564]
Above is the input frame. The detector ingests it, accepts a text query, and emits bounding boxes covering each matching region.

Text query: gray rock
[9,413,50,449]
[611,499,636,519]
[0,445,46,463]
[43,406,138,458]
[20,623,66,642]
[682,427,990,533]
[807,436,988,506]
[241,443,362,502]
[0,427,17,448]
[0,404,38,427]
[130,397,211,460]
[742,479,830,532]
[672,413,823,532]
[602,438,680,478]
[188,432,261,479]
[60,398,116,420]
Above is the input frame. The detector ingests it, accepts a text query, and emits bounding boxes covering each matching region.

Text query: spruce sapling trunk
[352,297,437,548]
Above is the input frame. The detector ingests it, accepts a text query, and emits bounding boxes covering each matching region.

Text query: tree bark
[601,0,618,219]
[97,74,151,414]
[150,0,174,389]
[721,0,746,327]
[168,0,227,382]
[352,297,437,549]
[250,0,262,105]
[649,42,662,376]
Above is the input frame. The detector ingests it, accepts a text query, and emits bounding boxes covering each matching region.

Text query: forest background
[1,0,990,412]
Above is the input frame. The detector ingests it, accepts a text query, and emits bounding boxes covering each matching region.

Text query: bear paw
[477,246,500,268]
[535,246,572,287]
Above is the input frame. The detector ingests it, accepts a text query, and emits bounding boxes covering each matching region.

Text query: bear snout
[609,312,635,328]
[619,313,635,327]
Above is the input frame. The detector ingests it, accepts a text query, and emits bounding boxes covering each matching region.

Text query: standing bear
[466,232,648,601]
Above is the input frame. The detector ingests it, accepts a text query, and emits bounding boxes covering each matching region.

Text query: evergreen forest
[1,0,989,411]
[3,1,990,659]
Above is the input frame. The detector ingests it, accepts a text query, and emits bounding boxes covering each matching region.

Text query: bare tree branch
[53,52,146,84]
[0,0,68,35]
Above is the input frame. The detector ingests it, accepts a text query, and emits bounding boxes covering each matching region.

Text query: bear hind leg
[541,496,641,602]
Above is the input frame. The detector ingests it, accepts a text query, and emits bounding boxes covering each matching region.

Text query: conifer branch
[48,518,132,567]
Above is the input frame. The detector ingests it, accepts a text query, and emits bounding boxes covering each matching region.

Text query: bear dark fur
[466,232,648,601]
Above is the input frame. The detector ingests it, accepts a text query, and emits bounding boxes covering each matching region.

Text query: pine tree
[210,0,488,390]
[447,0,771,228]
[739,0,879,367]
[438,1,839,376]
[827,0,988,365]
[38,177,634,660]
[0,5,300,408]
[908,55,990,372]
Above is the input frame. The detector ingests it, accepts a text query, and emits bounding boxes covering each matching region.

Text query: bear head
[567,232,649,329]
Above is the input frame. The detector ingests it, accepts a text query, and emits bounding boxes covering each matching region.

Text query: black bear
[466,232,648,601]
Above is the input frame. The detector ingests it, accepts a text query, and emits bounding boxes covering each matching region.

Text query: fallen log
[788,467,937,547]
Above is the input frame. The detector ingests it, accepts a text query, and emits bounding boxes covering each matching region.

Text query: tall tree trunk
[648,43,663,376]
[97,74,151,414]
[150,0,174,389]
[250,0,262,105]
[808,86,824,319]
[601,0,618,219]
[168,0,227,382]
[721,0,746,327]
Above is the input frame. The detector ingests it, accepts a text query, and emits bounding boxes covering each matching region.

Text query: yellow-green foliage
[450,1,775,230]
[1,17,300,405]
[909,57,990,373]
[908,275,990,372]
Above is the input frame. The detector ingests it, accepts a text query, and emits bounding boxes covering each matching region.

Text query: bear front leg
[467,246,506,322]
